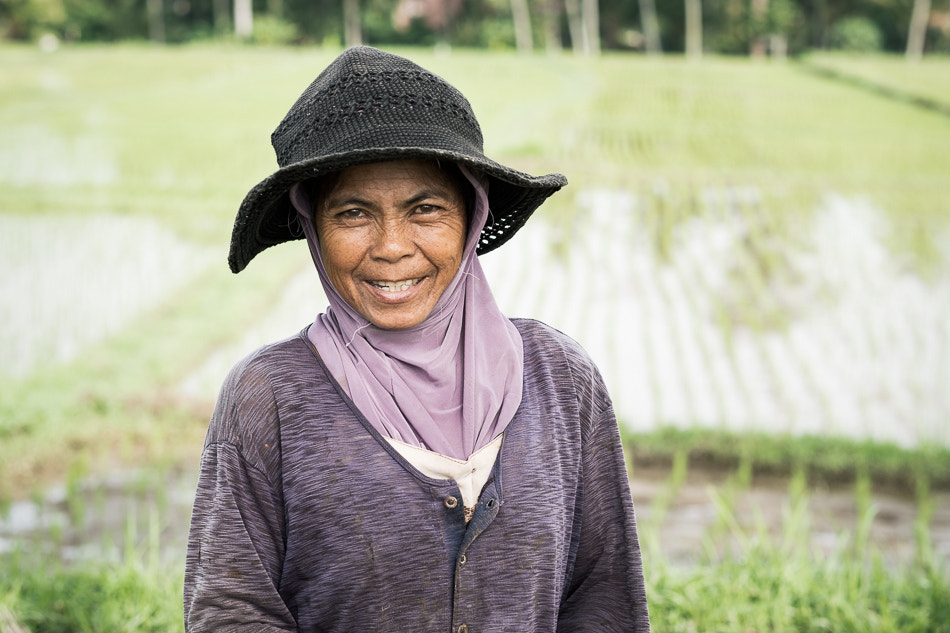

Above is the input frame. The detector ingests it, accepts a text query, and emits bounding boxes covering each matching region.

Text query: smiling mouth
[368,278,423,293]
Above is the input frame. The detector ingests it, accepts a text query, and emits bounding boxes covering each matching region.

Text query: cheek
[432,240,464,283]
[319,231,363,282]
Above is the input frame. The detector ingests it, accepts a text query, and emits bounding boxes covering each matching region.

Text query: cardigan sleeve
[557,368,651,631]
[183,353,297,632]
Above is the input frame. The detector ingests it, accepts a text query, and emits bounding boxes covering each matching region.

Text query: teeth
[371,278,421,292]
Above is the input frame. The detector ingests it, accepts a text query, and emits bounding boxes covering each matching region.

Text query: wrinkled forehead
[308,159,475,217]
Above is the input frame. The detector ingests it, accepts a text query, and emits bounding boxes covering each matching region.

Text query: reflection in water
[0,466,196,566]
[175,189,950,448]
[0,214,214,376]
[3,187,949,567]
[481,189,950,448]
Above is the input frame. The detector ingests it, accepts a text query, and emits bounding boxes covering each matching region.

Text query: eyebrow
[324,194,374,210]
[324,187,457,211]
[404,189,455,207]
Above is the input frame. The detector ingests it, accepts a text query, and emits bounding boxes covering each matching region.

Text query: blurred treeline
[2,0,949,56]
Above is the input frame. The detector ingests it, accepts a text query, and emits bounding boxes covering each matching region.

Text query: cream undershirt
[384,434,503,521]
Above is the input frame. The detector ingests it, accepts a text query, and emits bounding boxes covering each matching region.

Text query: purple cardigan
[184,319,650,632]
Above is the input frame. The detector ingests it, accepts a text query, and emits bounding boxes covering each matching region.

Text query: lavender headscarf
[290,165,524,460]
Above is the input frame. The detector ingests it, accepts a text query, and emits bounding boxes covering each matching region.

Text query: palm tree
[213,0,231,33]
[541,0,562,53]
[564,0,600,55]
[511,0,533,53]
[147,0,166,41]
[639,0,662,54]
[582,0,600,54]
[344,0,362,46]
[235,0,253,37]
[750,0,768,58]
[906,0,931,62]
[685,0,702,59]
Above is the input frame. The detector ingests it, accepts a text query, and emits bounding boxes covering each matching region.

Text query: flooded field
[483,189,950,448]
[4,190,947,446]
[178,189,950,448]
[0,214,214,376]
[0,466,197,566]
[1,463,946,573]
[2,188,949,571]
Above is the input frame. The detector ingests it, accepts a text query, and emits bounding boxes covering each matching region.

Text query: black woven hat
[228,46,568,273]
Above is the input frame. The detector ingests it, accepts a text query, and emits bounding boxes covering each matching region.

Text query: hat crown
[229,46,566,273]
[272,46,484,168]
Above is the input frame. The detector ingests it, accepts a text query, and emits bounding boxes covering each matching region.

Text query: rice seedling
[640,456,950,632]
[0,554,184,633]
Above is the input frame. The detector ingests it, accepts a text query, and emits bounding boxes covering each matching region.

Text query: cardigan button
[459,554,466,566]
[444,496,459,509]
[457,625,468,633]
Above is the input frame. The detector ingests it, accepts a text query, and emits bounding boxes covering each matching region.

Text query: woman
[185,46,650,632]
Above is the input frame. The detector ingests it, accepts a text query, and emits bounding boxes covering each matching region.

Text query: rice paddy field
[1,44,949,630]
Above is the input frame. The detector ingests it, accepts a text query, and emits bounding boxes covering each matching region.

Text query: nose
[370,216,415,263]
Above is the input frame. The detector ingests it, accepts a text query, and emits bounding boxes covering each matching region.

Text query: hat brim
[228,147,567,273]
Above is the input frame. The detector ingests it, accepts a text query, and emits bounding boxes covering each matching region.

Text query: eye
[337,208,366,220]
[414,204,438,215]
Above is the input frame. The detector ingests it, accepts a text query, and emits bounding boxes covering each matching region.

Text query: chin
[372,317,423,330]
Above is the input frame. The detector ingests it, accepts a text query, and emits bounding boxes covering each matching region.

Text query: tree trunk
[147,0,166,42]
[638,0,662,54]
[234,0,253,38]
[212,0,230,33]
[542,0,563,53]
[343,0,362,46]
[750,0,768,59]
[564,0,586,55]
[511,0,534,53]
[906,0,931,62]
[769,34,787,61]
[582,0,599,55]
[814,0,828,48]
[684,0,702,59]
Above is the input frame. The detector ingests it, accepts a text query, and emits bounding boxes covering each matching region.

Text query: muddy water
[2,464,947,572]
[0,466,197,566]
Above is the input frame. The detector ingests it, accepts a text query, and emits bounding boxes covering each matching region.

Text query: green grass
[0,556,183,633]
[2,556,946,633]
[3,45,948,232]
[801,52,950,112]
[646,549,950,632]
[1,485,946,633]
[624,426,950,493]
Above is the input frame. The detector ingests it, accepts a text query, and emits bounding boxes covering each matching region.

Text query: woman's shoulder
[219,329,319,390]
[510,318,595,367]
[510,318,611,413]
[206,331,318,441]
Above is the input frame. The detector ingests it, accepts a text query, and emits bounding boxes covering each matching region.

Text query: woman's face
[314,159,468,330]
